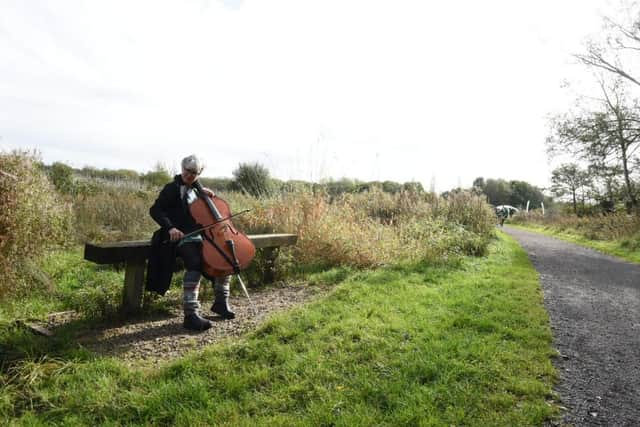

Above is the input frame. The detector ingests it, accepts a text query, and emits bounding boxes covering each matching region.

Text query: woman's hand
[168,227,184,242]
[202,187,216,198]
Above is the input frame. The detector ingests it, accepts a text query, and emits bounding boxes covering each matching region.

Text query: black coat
[149,175,200,234]
[145,228,177,295]
[146,175,200,294]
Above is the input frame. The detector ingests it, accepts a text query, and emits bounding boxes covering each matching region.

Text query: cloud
[0,0,608,190]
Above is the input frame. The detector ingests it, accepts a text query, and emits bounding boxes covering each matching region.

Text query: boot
[211,277,235,319]
[183,312,212,331]
[212,299,235,319]
[182,271,209,330]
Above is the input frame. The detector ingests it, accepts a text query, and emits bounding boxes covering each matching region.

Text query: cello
[189,180,256,306]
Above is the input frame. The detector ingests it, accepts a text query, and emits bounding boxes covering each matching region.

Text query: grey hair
[181,154,204,173]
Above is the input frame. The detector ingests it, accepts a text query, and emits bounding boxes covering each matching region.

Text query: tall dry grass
[73,188,157,242]
[61,174,496,266]
[0,151,73,296]
[1,154,497,298]
[511,210,640,248]
[234,189,495,268]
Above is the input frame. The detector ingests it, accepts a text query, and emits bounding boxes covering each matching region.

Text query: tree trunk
[620,142,638,208]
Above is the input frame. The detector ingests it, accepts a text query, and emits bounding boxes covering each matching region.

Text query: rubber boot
[211,276,235,319]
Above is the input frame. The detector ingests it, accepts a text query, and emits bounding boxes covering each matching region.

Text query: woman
[149,154,234,331]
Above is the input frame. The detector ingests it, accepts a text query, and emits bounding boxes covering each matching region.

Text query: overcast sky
[0,0,613,191]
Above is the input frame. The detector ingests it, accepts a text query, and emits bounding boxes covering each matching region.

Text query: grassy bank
[508,223,640,264]
[1,232,558,426]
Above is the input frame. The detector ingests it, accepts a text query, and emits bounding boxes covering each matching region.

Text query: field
[1,233,559,426]
[0,152,559,425]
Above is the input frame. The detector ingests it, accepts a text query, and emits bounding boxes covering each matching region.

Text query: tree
[472,177,485,190]
[232,162,273,197]
[507,180,545,209]
[598,83,639,207]
[587,159,623,212]
[550,164,592,214]
[473,177,545,209]
[480,178,512,206]
[575,10,640,88]
[547,82,640,208]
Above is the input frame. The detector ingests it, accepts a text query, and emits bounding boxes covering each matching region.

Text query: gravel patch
[70,283,328,366]
[503,226,640,427]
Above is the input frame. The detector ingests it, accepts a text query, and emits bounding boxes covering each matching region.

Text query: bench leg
[262,247,279,284]
[122,260,145,314]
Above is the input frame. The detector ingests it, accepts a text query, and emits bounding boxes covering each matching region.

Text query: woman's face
[181,167,200,186]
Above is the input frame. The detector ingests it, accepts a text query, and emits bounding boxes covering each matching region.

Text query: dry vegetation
[0,151,496,297]
[0,152,73,297]
[511,210,640,250]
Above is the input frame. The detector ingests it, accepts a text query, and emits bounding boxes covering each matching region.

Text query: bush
[49,162,74,194]
[437,190,496,237]
[0,151,73,297]
[232,162,273,197]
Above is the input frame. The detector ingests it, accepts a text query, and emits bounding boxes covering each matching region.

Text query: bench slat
[84,233,297,264]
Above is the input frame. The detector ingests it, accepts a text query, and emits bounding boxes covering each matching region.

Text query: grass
[509,223,640,264]
[0,232,559,426]
[0,248,179,324]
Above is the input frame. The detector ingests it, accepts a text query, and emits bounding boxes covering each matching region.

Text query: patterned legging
[183,271,231,315]
[178,242,231,315]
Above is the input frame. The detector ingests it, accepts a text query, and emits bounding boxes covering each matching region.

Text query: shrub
[0,151,73,297]
[437,190,496,237]
[48,162,74,194]
[232,162,273,197]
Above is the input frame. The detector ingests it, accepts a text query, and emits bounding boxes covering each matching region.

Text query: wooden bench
[84,233,298,314]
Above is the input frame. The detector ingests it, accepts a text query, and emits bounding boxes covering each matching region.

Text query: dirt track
[503,226,640,427]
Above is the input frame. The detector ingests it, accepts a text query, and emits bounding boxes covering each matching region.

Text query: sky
[0,0,614,191]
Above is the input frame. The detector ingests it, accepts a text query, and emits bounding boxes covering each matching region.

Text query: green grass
[509,223,640,264]
[0,247,183,324]
[1,233,559,426]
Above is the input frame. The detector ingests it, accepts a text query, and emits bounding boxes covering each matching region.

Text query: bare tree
[575,8,640,88]
[598,81,640,206]
[547,81,640,208]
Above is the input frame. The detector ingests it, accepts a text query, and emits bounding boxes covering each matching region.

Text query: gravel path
[503,226,640,426]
